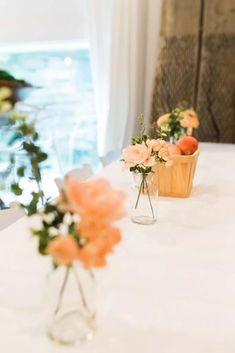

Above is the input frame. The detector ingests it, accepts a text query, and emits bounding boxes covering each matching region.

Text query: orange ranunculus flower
[79,218,121,247]
[157,113,170,127]
[180,109,199,131]
[122,143,151,168]
[48,236,80,265]
[76,218,122,269]
[77,237,111,269]
[65,178,125,223]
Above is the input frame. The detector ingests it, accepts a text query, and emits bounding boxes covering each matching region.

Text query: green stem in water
[134,174,145,209]
[54,266,70,316]
[144,177,155,219]
[72,265,90,314]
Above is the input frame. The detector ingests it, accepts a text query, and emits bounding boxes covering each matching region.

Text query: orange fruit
[176,136,198,155]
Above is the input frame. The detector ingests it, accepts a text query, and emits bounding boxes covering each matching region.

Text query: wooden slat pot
[153,150,199,198]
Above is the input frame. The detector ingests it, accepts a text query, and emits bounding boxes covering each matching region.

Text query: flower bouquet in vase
[7,112,126,345]
[122,116,172,225]
[37,178,126,345]
[154,103,200,198]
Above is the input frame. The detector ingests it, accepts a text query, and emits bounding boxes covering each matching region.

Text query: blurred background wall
[151,0,235,143]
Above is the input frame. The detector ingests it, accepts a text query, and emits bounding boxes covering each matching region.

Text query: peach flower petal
[122,143,151,168]
[157,113,170,127]
[180,109,199,129]
[48,236,80,265]
[148,139,167,152]
[65,178,126,223]
[158,146,172,162]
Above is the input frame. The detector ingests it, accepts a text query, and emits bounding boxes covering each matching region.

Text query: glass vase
[46,263,96,345]
[130,172,158,225]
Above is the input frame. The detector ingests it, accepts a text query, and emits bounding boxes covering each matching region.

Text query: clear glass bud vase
[130,172,158,225]
[46,263,96,345]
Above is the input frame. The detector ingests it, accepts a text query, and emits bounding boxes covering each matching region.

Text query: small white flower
[58,223,69,235]
[63,212,73,225]
[42,213,56,224]
[48,227,59,237]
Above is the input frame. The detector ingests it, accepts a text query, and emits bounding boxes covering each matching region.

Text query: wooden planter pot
[154,150,199,198]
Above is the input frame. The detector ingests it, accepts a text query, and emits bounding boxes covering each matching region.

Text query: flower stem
[134,175,144,209]
[54,266,70,316]
[72,265,90,314]
[144,177,155,219]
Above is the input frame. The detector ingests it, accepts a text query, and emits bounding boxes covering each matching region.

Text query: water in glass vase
[130,172,158,225]
[45,263,96,345]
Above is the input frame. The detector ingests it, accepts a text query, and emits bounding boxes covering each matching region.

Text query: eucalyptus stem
[54,266,70,316]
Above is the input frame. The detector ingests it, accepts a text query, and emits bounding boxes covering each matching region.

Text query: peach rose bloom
[158,146,172,162]
[157,113,170,127]
[142,156,156,167]
[65,178,125,222]
[180,109,199,129]
[77,236,117,269]
[48,236,80,265]
[148,138,166,152]
[79,218,121,246]
[122,143,151,167]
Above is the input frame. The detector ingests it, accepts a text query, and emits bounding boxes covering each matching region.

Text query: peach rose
[79,218,121,246]
[65,178,125,222]
[48,236,79,265]
[157,113,170,127]
[77,234,120,269]
[158,146,172,162]
[180,109,199,129]
[148,138,166,152]
[122,143,151,167]
[142,156,156,167]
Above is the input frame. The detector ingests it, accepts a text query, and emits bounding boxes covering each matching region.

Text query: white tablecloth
[1,143,235,353]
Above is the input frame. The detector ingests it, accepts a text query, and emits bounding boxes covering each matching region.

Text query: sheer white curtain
[87,0,162,156]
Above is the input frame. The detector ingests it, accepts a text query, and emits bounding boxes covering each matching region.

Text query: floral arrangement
[1,91,126,343]
[122,115,172,173]
[156,103,199,142]
[121,116,172,224]
[0,98,126,268]
[8,119,125,268]
[34,177,125,268]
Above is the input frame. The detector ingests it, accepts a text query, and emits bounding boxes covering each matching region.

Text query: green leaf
[26,191,44,216]
[11,183,23,195]
[17,166,25,177]
[37,152,48,163]
[22,141,40,154]
[33,132,39,141]
[38,237,49,255]
[44,203,57,213]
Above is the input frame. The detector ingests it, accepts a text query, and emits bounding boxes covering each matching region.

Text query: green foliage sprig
[155,102,192,142]
[6,112,48,215]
